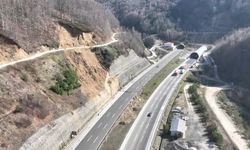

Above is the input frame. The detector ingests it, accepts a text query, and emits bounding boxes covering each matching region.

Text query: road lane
[75,50,182,150]
[120,58,197,150]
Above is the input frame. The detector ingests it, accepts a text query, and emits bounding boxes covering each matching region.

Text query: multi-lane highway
[120,58,196,150]
[75,50,182,150]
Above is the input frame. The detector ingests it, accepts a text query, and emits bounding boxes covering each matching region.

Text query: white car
[180,69,185,74]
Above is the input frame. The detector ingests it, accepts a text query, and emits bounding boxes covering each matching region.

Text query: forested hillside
[97,0,250,42]
[212,28,250,89]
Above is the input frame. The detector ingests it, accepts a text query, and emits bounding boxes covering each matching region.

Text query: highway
[75,50,182,150]
[120,58,196,150]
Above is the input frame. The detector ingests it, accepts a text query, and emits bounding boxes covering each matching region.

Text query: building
[162,42,175,50]
[170,117,186,138]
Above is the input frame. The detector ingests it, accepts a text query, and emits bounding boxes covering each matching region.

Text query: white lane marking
[134,133,139,142]
[140,119,146,128]
[87,135,93,142]
[97,122,103,128]
[145,122,150,130]
[104,124,108,129]
[140,123,144,128]
[93,136,99,144]
[112,113,116,118]
[139,135,144,146]
[119,105,123,109]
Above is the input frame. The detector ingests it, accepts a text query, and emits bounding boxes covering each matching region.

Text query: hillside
[0,0,150,149]
[97,0,250,42]
[0,0,118,54]
[212,28,250,89]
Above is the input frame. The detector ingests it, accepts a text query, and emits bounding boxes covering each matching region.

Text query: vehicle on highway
[147,112,152,117]
[172,69,180,76]
[179,64,188,70]
[180,69,185,74]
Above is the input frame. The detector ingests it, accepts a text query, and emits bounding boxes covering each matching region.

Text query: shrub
[92,47,119,69]
[20,73,28,82]
[143,37,155,48]
[14,105,23,113]
[50,69,81,95]
[119,121,126,125]
[186,74,199,83]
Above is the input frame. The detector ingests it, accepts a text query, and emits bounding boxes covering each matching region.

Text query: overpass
[190,46,207,59]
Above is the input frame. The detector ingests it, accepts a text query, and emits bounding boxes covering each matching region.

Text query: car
[147,112,152,117]
[180,69,185,74]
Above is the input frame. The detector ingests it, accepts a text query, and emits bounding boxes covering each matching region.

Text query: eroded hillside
[0,0,119,55]
[0,0,150,149]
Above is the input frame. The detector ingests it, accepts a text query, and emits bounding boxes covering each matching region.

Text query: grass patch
[50,69,81,95]
[141,56,182,100]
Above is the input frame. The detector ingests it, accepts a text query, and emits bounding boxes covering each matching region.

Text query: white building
[162,42,175,50]
[170,117,186,138]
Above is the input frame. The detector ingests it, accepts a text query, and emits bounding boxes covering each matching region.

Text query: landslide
[0,0,148,149]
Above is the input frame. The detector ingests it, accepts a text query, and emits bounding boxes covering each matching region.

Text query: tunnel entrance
[190,53,199,59]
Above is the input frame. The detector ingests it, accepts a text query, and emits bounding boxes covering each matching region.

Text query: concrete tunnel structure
[190,46,208,59]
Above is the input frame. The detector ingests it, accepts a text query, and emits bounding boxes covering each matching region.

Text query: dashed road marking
[112,113,116,118]
[93,136,99,143]
[97,122,103,128]
[87,135,93,142]
[134,133,139,142]
[104,124,108,129]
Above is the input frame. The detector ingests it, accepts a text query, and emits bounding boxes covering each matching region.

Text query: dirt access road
[0,33,119,69]
[184,84,217,150]
[204,86,249,150]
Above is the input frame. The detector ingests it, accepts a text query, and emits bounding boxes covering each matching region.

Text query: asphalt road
[75,50,182,150]
[120,58,196,150]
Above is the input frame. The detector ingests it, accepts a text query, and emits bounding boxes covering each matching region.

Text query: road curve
[0,33,119,69]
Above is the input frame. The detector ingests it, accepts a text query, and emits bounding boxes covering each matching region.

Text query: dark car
[147,112,152,117]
